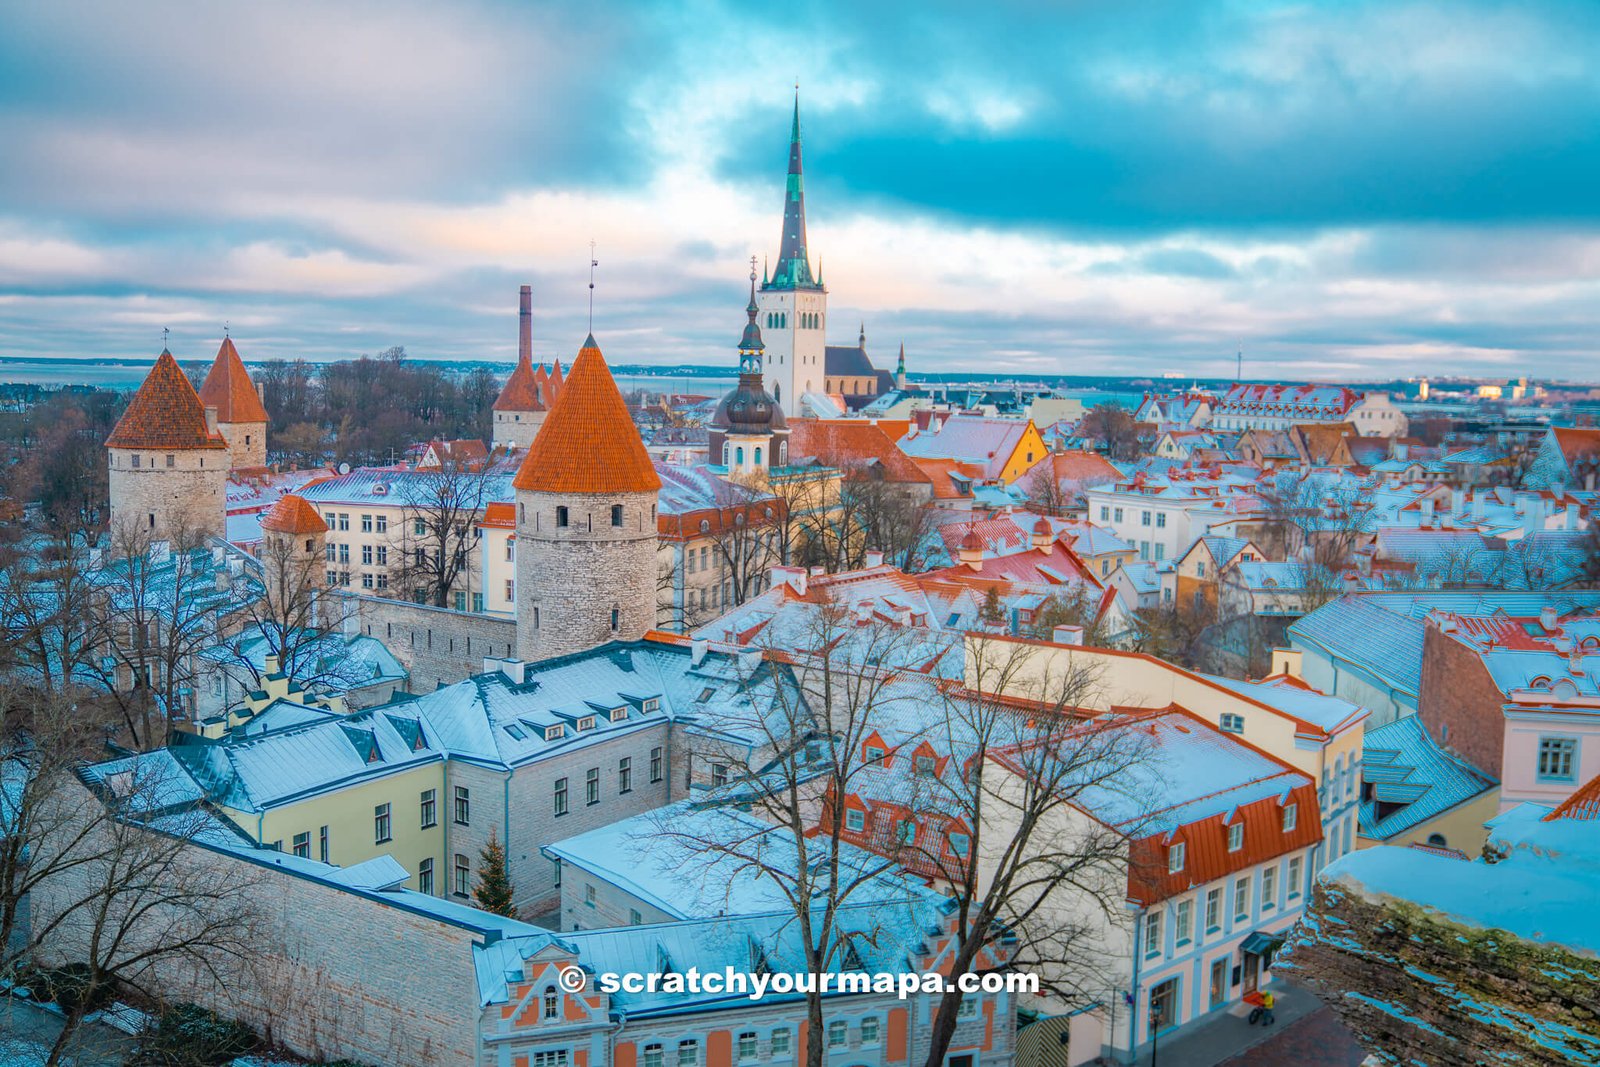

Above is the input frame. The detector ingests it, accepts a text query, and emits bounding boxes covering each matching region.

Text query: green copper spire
[767,89,819,291]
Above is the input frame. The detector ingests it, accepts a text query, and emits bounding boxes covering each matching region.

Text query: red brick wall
[1418,624,1505,777]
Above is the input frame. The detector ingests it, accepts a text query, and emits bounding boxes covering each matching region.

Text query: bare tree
[1027,585,1112,646]
[397,462,489,608]
[660,603,929,1067]
[80,525,248,749]
[0,527,111,695]
[1081,402,1143,461]
[1255,472,1379,610]
[1023,463,1074,518]
[702,475,786,610]
[910,637,1155,1067]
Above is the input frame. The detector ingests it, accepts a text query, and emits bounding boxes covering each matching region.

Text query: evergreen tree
[473,831,517,917]
[979,586,1004,627]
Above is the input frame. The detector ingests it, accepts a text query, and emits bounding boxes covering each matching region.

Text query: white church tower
[758,92,827,417]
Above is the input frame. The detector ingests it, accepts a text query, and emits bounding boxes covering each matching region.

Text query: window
[1220,712,1245,734]
[1288,856,1303,899]
[1175,899,1193,945]
[770,1030,791,1056]
[1168,842,1186,873]
[361,514,373,533]
[1156,512,1166,528]
[650,746,664,783]
[377,545,388,566]
[338,513,350,531]
[949,832,970,857]
[1141,510,1151,526]
[453,591,466,611]
[1234,876,1251,922]
[611,504,624,527]
[1143,911,1161,957]
[554,777,569,815]
[1196,561,1206,577]
[611,607,620,630]
[827,1021,846,1048]
[915,754,937,776]
[586,768,600,805]
[373,803,391,844]
[1100,506,1109,520]
[418,858,433,895]
[319,825,329,863]
[1537,737,1577,780]
[844,808,865,832]
[420,789,437,828]
[165,454,174,468]
[292,831,310,858]
[375,515,387,533]
[1282,803,1297,832]
[643,1046,664,1067]
[413,518,425,536]
[738,1032,758,1062]
[1205,887,1222,933]
[471,592,482,612]
[543,987,558,1019]
[896,819,916,844]
[1114,507,1124,522]
[454,853,470,896]
[958,994,979,1019]
[630,908,642,925]
[619,757,632,794]
[553,857,561,888]
[677,1039,699,1067]
[1227,821,1244,852]
[556,506,569,528]
[454,786,470,825]
[860,1017,880,1045]
[362,573,375,589]
[1261,864,1277,910]
[585,883,597,908]
[864,744,886,764]
[545,724,564,740]
[577,715,596,732]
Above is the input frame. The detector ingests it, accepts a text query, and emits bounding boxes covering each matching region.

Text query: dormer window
[610,707,628,722]
[915,755,937,776]
[577,716,595,732]
[1167,841,1186,873]
[864,745,886,765]
[1227,821,1244,852]
[1282,803,1297,833]
[545,724,565,741]
[642,697,660,713]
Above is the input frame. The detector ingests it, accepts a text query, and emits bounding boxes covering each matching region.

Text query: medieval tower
[493,285,561,452]
[197,336,270,469]
[512,334,660,662]
[256,492,328,626]
[759,93,827,416]
[105,348,230,543]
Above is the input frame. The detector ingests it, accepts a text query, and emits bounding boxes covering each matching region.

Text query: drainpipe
[503,770,512,906]
[1127,906,1143,1065]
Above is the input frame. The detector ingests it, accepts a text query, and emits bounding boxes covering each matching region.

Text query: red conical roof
[493,352,548,412]
[512,335,660,494]
[106,350,229,451]
[197,337,269,423]
[259,493,327,535]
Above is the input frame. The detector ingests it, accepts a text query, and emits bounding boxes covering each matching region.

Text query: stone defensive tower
[105,348,230,543]
[197,336,270,469]
[493,285,561,452]
[257,492,328,626]
[512,334,660,662]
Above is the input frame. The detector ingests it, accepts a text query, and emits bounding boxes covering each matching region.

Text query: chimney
[690,639,709,667]
[204,405,219,435]
[771,564,807,597]
[1541,605,1559,632]
[1271,648,1303,679]
[1419,498,1434,526]
[1052,624,1084,646]
[518,284,533,363]
[864,550,885,568]
[1451,487,1465,516]
[264,654,281,676]
[1471,491,1487,521]
[257,381,265,402]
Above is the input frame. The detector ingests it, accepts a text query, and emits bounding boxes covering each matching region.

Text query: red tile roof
[511,336,660,494]
[479,501,517,529]
[105,350,229,451]
[197,337,269,424]
[786,419,931,484]
[1552,427,1600,466]
[1027,450,1121,487]
[1544,772,1600,821]
[258,493,327,535]
[494,353,554,412]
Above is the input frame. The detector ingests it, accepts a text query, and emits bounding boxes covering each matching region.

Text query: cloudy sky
[3,0,1599,381]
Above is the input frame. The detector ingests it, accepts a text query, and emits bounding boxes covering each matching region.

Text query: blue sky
[2,0,1599,380]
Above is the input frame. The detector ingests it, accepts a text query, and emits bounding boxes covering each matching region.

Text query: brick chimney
[519,284,533,364]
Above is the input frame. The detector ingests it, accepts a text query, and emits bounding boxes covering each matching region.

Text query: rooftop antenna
[588,240,598,333]
[1236,343,1242,382]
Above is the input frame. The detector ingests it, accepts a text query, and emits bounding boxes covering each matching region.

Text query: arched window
[754,446,763,466]
[723,442,730,465]
[611,504,624,527]
[736,446,745,465]
[774,384,781,404]
[779,442,787,464]
[1427,833,1447,847]
[543,988,558,1019]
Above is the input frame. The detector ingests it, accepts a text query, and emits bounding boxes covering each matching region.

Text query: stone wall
[338,592,518,688]
[517,489,659,661]
[1280,879,1600,1066]
[493,409,543,451]
[107,447,227,542]
[216,418,268,470]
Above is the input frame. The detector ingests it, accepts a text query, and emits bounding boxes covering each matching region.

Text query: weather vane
[162,326,169,350]
[588,240,598,333]
[224,320,230,339]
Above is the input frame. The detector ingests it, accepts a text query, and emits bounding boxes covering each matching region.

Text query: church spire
[769,89,818,291]
[739,258,764,377]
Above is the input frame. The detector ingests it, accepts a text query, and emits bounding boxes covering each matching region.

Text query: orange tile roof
[908,456,983,499]
[105,350,229,451]
[1544,772,1600,821]
[1552,426,1600,465]
[787,419,931,484]
[479,501,517,528]
[197,337,269,424]
[512,335,660,494]
[493,353,552,412]
[258,493,327,535]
